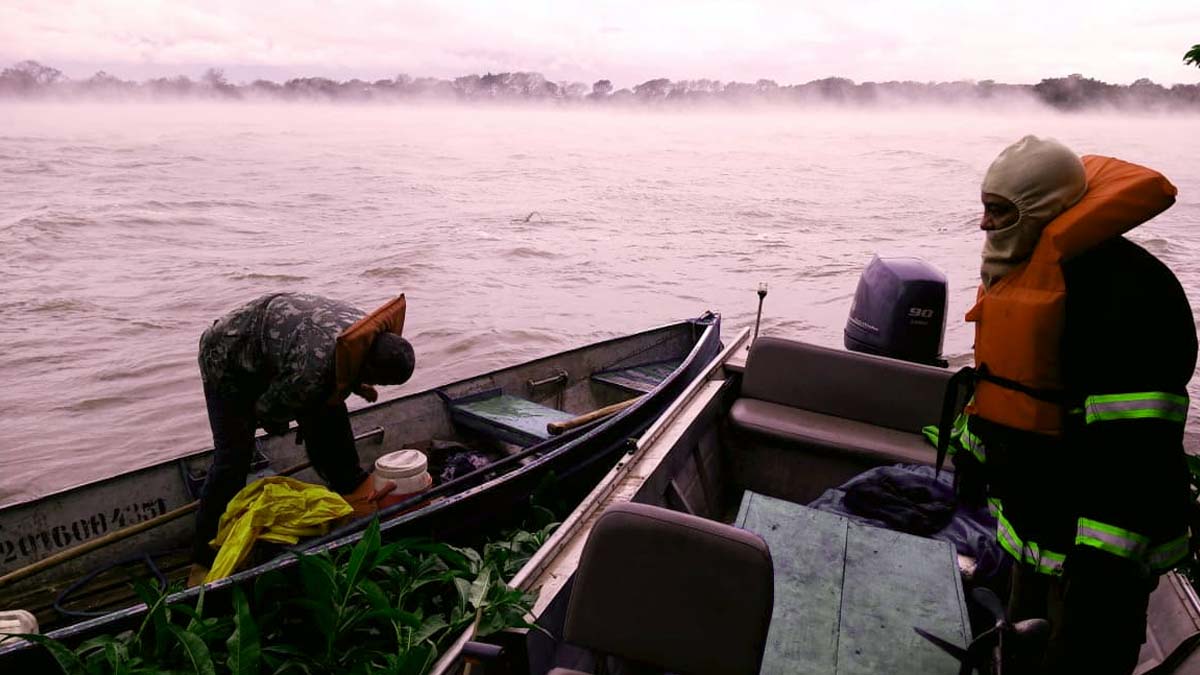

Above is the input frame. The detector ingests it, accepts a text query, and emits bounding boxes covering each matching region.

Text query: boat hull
[0,315,721,666]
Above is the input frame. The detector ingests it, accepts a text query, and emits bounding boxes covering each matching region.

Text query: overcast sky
[2,1,1198,87]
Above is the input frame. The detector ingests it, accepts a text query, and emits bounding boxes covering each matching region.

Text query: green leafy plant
[1181,455,1200,587]
[10,517,557,675]
[1185,45,1200,68]
[6,581,232,675]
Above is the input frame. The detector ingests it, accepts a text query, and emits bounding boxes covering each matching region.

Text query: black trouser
[191,382,368,565]
[1008,552,1153,675]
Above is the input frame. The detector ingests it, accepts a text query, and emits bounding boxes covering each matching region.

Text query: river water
[1,102,1197,507]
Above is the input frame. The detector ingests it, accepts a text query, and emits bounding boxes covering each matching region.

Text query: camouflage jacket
[198,293,364,425]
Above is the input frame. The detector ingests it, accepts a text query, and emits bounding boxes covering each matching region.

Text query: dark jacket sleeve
[1063,237,1197,569]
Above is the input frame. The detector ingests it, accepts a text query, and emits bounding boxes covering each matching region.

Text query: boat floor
[9,551,193,629]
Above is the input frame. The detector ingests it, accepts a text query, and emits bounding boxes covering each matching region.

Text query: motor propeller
[914,586,1049,675]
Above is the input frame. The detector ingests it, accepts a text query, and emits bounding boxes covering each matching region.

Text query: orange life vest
[965,156,1176,436]
[330,294,407,403]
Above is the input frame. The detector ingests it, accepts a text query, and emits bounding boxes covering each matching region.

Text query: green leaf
[129,580,171,658]
[262,644,311,660]
[168,604,228,644]
[254,568,290,607]
[356,578,392,611]
[475,610,510,638]
[393,643,436,675]
[75,634,123,658]
[408,542,469,570]
[448,545,483,573]
[263,649,313,675]
[452,577,472,613]
[187,586,206,632]
[104,641,130,675]
[168,625,217,675]
[295,555,338,636]
[374,542,401,568]
[335,604,372,634]
[3,633,85,675]
[529,505,558,529]
[344,518,381,594]
[290,599,337,640]
[362,607,422,627]
[410,615,448,646]
[226,587,261,675]
[467,567,492,610]
[1186,44,1200,67]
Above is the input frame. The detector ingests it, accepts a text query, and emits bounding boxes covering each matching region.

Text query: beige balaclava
[980,135,1087,287]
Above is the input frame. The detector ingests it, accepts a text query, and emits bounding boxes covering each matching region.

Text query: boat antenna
[753,282,768,340]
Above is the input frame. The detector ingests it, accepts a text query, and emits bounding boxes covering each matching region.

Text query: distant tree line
[2,60,1199,111]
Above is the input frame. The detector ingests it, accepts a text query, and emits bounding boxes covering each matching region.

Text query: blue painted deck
[736,491,970,675]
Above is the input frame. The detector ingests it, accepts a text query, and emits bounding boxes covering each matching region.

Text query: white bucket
[0,609,38,638]
[373,449,432,496]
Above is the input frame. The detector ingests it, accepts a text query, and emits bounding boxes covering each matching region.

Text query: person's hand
[260,418,290,436]
[187,563,210,587]
[344,477,398,519]
[355,384,379,403]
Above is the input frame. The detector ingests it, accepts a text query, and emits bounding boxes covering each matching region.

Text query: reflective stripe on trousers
[995,503,1066,576]
[1075,517,1190,572]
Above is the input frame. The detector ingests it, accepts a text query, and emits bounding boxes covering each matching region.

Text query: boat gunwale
[0,317,704,514]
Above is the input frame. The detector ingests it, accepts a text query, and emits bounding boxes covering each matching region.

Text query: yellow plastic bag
[205,476,353,582]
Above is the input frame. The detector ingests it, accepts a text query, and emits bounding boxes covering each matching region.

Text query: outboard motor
[844,255,948,367]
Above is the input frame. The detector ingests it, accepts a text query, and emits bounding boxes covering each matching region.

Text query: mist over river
[1,103,1198,506]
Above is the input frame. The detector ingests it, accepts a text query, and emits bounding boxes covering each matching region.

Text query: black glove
[952,450,987,509]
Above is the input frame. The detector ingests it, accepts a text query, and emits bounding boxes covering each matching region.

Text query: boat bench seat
[730,337,952,467]
[730,399,934,465]
[448,389,576,446]
[590,359,683,394]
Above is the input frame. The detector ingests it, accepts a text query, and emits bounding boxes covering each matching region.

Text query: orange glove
[343,477,397,519]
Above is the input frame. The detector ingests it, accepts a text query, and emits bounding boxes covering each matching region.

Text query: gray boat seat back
[563,502,774,675]
[740,337,951,433]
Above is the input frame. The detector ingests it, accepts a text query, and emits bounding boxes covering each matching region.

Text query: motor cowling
[844,255,948,367]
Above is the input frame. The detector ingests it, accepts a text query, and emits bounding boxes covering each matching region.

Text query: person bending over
[190,292,414,583]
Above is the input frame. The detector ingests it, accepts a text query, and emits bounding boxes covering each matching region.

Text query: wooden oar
[0,460,313,589]
[547,397,643,436]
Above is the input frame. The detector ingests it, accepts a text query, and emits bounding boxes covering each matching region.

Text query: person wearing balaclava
[946,136,1196,674]
[978,135,1087,288]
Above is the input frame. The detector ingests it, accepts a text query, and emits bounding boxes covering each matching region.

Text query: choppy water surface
[1,103,1198,506]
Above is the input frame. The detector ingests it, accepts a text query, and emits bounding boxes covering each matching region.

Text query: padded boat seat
[553,502,774,675]
[590,359,682,394]
[448,389,575,446]
[730,399,935,465]
[730,337,953,464]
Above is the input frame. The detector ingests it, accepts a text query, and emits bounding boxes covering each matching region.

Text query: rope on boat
[53,552,172,619]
